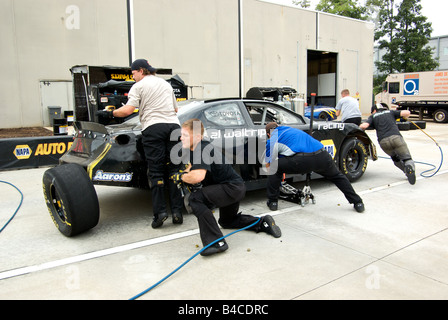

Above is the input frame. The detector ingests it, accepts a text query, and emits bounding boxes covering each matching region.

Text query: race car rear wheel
[43,163,99,237]
[339,137,368,182]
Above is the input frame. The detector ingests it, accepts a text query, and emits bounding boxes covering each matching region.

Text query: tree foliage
[394,0,438,72]
[292,0,312,8]
[374,0,438,75]
[372,0,438,93]
[315,0,368,20]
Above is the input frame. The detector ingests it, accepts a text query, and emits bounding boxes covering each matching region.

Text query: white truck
[375,70,448,123]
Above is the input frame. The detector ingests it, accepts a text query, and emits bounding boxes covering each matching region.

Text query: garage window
[203,103,246,127]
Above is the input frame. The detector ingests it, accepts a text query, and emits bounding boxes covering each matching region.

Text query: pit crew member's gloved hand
[170,171,185,185]
[96,110,114,119]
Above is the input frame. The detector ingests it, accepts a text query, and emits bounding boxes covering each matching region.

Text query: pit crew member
[264,122,365,213]
[335,89,362,125]
[173,119,282,256]
[360,104,416,184]
[97,59,184,228]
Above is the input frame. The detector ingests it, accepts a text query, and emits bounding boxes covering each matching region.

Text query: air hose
[129,216,262,300]
[410,121,444,177]
[0,180,23,233]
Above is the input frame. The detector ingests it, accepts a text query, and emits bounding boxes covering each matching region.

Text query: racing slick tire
[43,163,99,237]
[409,120,426,130]
[318,112,328,120]
[339,137,368,182]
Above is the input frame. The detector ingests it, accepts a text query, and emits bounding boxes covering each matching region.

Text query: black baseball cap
[371,103,388,113]
[131,59,157,73]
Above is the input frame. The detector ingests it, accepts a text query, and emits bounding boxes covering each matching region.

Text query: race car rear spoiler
[74,121,108,135]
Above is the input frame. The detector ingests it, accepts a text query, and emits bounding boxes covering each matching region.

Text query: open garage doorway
[307,50,338,108]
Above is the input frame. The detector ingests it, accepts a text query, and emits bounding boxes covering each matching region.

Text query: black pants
[189,183,260,246]
[142,123,183,217]
[267,149,362,205]
[343,117,362,125]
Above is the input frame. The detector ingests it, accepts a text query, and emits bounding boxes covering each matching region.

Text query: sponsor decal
[207,128,266,139]
[13,142,73,159]
[404,74,419,96]
[317,122,345,131]
[320,139,336,159]
[34,142,73,156]
[110,73,134,81]
[13,145,32,160]
[93,170,133,182]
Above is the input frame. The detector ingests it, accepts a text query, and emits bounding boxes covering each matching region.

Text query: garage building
[1,0,374,129]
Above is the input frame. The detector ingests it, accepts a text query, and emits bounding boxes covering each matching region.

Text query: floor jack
[279,173,316,207]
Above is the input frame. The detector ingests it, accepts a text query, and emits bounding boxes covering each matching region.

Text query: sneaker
[200,240,229,256]
[354,202,365,213]
[151,212,168,228]
[260,215,282,238]
[405,165,416,185]
[172,211,183,224]
[267,200,278,211]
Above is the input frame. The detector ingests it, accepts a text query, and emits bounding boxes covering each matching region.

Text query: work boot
[151,212,168,229]
[266,200,278,211]
[200,240,228,256]
[354,202,365,213]
[405,164,416,185]
[260,215,282,238]
[172,211,183,224]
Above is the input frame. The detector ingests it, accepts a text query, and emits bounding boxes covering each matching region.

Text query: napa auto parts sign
[0,136,73,170]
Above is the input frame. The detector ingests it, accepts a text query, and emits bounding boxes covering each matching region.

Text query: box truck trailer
[375,70,448,123]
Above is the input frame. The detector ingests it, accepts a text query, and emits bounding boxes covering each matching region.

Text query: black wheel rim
[345,148,360,173]
[50,185,66,223]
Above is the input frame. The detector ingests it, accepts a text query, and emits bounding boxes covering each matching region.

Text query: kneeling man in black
[172,119,281,256]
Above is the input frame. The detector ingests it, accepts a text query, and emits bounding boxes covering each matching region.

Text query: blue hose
[129,217,262,300]
[0,180,23,233]
[419,145,444,178]
[378,144,443,178]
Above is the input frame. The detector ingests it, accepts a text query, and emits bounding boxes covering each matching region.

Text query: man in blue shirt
[265,122,364,212]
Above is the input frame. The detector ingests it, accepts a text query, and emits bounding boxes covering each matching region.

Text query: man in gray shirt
[335,89,362,125]
[97,59,184,228]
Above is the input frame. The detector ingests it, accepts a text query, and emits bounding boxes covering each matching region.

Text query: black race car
[43,98,377,236]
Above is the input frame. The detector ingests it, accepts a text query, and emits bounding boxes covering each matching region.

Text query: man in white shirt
[335,89,362,125]
[97,59,183,228]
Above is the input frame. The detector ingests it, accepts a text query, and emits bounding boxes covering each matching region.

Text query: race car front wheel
[43,163,99,237]
[339,137,368,182]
